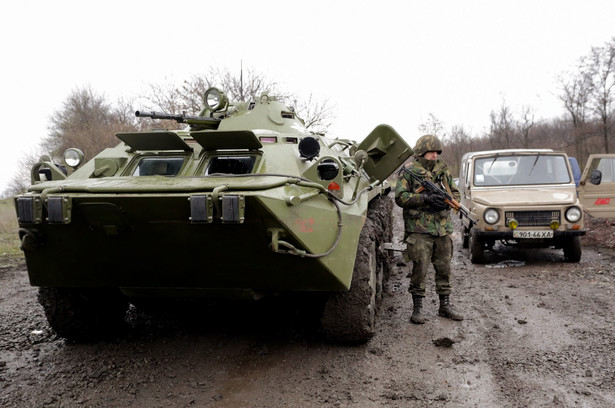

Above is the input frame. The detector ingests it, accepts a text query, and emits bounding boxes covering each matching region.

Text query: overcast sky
[2,0,614,193]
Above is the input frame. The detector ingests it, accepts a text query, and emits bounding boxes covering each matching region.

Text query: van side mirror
[590,169,602,185]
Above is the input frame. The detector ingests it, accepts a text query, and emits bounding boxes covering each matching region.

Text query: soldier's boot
[410,295,427,324]
[438,295,464,321]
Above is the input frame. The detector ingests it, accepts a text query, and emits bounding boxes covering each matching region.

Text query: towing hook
[18,228,38,252]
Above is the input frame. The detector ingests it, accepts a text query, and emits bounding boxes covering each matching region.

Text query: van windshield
[473,154,571,186]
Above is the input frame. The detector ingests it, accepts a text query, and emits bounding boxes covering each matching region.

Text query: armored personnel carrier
[15,87,412,343]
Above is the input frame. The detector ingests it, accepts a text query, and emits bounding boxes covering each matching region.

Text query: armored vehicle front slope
[15,87,412,343]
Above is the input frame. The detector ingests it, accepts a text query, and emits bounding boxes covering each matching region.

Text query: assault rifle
[403,168,477,224]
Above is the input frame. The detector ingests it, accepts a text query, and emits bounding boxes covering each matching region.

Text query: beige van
[458,149,615,263]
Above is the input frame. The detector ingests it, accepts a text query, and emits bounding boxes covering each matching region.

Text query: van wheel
[469,229,485,264]
[563,236,582,262]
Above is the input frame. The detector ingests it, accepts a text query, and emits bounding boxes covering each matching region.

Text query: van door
[578,154,615,219]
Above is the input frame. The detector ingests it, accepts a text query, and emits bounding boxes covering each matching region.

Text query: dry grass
[0,198,22,260]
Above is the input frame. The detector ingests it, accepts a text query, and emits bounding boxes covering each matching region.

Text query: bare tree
[489,101,517,149]
[557,61,593,159]
[586,37,615,153]
[517,105,536,148]
[2,152,40,197]
[141,68,332,133]
[442,125,472,175]
[211,67,287,102]
[291,94,334,135]
[143,80,190,115]
[418,113,445,137]
[42,86,138,165]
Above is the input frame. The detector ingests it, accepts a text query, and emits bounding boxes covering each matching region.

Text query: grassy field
[0,197,23,262]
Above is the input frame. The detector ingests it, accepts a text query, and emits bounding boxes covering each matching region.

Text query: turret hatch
[191,130,263,151]
[116,131,192,151]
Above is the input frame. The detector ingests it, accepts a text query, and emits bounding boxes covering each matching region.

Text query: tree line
[3,37,614,196]
[439,37,614,176]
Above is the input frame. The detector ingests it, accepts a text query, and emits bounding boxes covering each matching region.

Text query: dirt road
[2,206,615,407]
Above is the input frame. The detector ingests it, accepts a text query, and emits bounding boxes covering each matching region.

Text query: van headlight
[565,207,582,223]
[484,208,500,225]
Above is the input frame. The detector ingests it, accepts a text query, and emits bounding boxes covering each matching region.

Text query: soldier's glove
[422,193,449,212]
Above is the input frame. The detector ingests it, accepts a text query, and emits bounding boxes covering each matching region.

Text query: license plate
[513,230,554,239]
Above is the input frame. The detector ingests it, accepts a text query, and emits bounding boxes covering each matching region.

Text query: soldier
[395,134,464,324]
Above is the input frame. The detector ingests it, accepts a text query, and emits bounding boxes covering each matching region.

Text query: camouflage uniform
[395,134,463,323]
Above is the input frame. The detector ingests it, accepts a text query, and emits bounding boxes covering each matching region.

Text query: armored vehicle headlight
[484,208,499,225]
[298,136,320,160]
[203,87,228,111]
[63,148,84,168]
[317,159,340,180]
[565,206,582,223]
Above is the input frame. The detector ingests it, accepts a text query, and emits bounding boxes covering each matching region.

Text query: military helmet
[414,134,443,157]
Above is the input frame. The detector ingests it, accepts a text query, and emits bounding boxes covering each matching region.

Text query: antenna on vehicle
[240,59,244,101]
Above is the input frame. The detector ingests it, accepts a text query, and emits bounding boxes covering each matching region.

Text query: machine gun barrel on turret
[135,110,220,128]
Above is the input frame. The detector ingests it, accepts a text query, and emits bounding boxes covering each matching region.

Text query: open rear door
[578,154,615,219]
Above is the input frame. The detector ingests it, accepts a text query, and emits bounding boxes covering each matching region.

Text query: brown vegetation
[0,198,21,259]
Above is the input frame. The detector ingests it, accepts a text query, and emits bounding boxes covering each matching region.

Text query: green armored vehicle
[15,87,412,343]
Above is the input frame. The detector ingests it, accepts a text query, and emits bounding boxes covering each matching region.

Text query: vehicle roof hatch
[116,131,192,151]
[191,130,263,151]
[356,124,413,182]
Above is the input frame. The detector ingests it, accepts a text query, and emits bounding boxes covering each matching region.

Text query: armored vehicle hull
[16,87,412,343]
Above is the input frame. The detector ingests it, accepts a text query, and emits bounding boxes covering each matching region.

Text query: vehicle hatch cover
[356,124,413,182]
[191,130,263,151]
[116,131,192,151]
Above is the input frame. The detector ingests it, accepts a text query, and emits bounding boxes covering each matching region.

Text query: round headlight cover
[298,136,320,160]
[317,159,340,180]
[565,206,582,223]
[63,148,84,168]
[484,208,500,225]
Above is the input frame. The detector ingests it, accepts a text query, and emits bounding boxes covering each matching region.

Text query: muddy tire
[321,195,393,344]
[469,229,485,264]
[38,287,129,342]
[563,236,582,263]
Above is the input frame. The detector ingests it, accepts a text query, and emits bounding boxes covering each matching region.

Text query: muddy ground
[1,205,615,407]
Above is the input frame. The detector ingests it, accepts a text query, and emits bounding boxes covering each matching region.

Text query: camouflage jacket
[394,159,460,236]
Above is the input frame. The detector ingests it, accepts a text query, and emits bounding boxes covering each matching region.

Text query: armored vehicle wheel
[321,196,392,344]
[563,236,582,263]
[469,229,485,264]
[38,287,129,342]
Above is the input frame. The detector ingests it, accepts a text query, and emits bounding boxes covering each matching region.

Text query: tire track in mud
[2,210,615,407]
[457,244,615,407]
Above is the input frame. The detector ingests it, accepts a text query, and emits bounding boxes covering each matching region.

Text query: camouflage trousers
[403,233,453,297]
